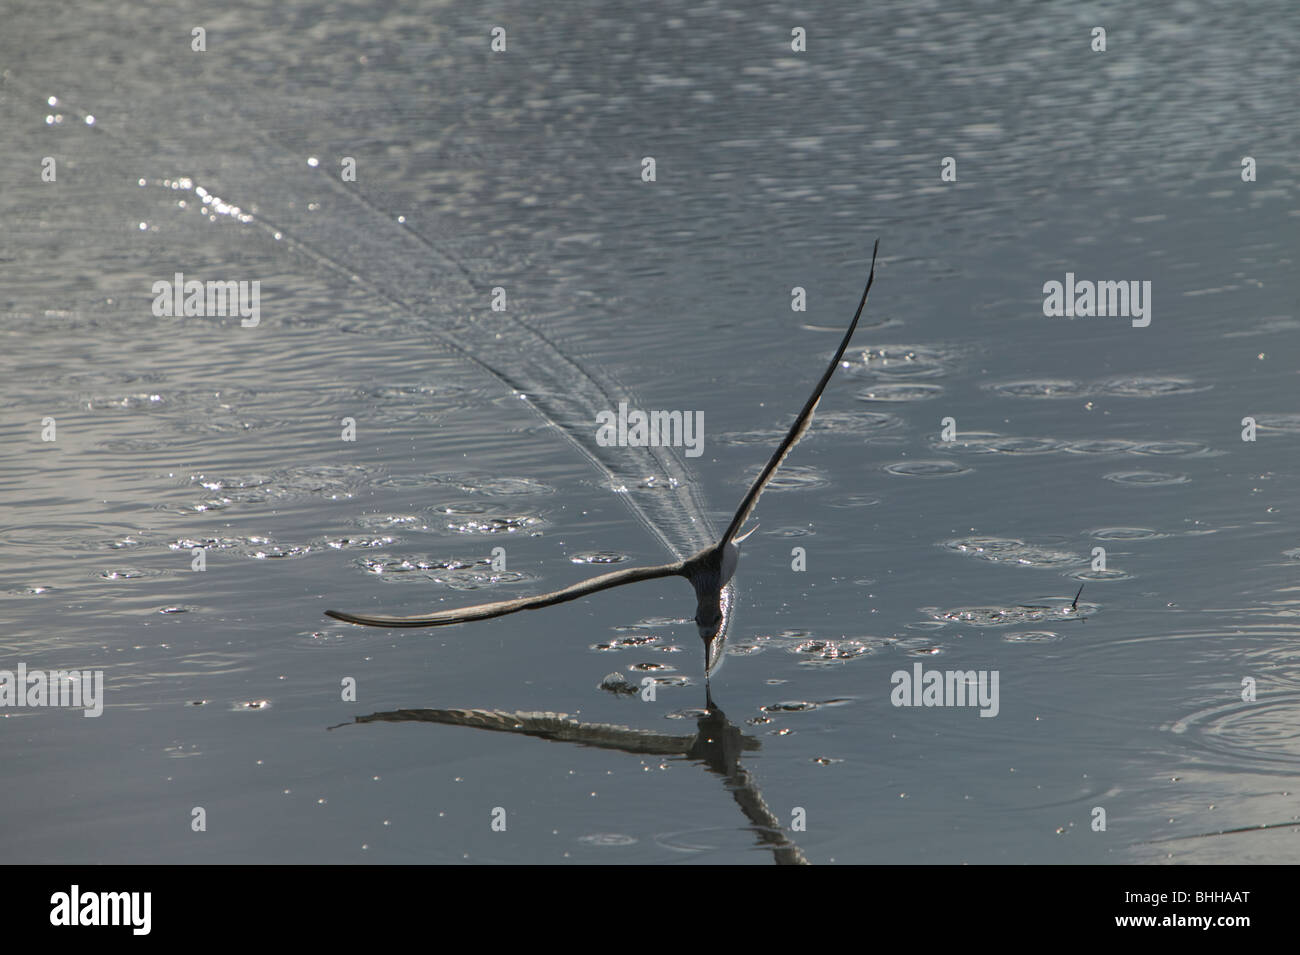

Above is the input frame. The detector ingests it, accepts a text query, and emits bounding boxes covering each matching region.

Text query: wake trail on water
[2,70,727,576]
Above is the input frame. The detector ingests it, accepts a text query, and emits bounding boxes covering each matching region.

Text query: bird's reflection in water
[339,687,809,865]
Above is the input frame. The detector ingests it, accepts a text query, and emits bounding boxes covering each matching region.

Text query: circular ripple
[1090,527,1166,541]
[987,377,1208,399]
[1,522,111,548]
[353,555,530,589]
[356,382,472,401]
[1002,630,1064,644]
[353,514,431,532]
[430,503,545,535]
[931,606,1053,628]
[1103,471,1189,487]
[1099,377,1208,397]
[2,524,165,552]
[842,344,965,380]
[414,473,554,497]
[811,410,901,434]
[235,539,312,560]
[826,494,881,508]
[985,436,1068,454]
[1066,568,1132,581]
[937,434,1065,455]
[986,379,1091,399]
[855,383,944,402]
[1064,439,1138,454]
[169,536,245,551]
[789,639,874,662]
[96,567,167,581]
[1131,440,1210,456]
[578,833,637,847]
[929,602,1093,627]
[570,552,628,564]
[91,533,157,551]
[313,535,399,550]
[716,412,899,445]
[739,463,828,492]
[181,464,373,507]
[356,555,477,574]
[1167,694,1300,772]
[884,459,969,478]
[188,415,288,433]
[941,537,1080,568]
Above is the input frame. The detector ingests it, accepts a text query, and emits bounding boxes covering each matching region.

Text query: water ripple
[855,383,944,402]
[175,464,375,511]
[933,433,1064,455]
[570,552,628,564]
[884,459,969,478]
[941,537,1081,568]
[313,535,399,550]
[936,434,1211,457]
[1167,693,1300,774]
[429,502,546,535]
[1001,630,1064,644]
[1064,439,1139,454]
[716,411,899,446]
[1102,471,1190,487]
[789,638,876,664]
[987,377,1209,399]
[353,554,532,589]
[738,463,829,492]
[925,600,1095,628]
[578,833,638,847]
[1090,527,1168,541]
[96,567,167,581]
[841,343,967,380]
[411,472,555,496]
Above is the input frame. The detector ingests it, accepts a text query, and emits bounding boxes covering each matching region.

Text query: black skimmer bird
[326,241,880,675]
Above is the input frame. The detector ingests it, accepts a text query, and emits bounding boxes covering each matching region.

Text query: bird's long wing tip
[324,609,392,626]
[324,609,431,628]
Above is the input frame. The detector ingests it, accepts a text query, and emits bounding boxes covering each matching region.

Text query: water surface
[1,0,1297,863]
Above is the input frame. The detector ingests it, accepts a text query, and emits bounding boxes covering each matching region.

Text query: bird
[326,239,880,674]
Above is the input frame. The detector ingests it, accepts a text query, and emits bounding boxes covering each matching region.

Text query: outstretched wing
[721,240,880,545]
[325,559,685,628]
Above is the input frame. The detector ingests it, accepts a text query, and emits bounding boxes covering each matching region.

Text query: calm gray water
[2,0,1297,863]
